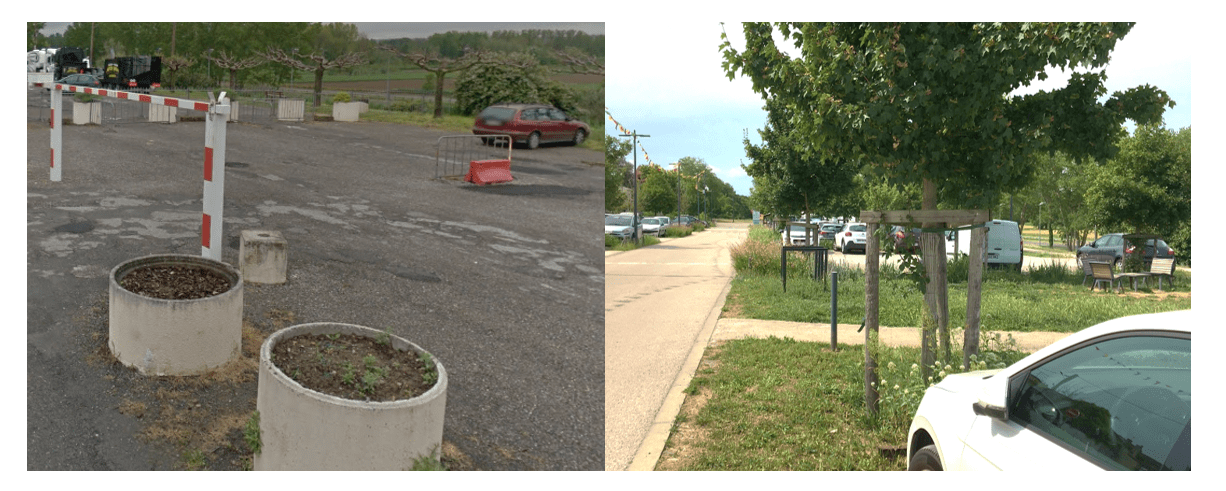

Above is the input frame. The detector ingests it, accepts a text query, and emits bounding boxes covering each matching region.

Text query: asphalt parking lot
[26,90,605,470]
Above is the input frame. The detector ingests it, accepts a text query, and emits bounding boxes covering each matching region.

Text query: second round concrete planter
[108,254,243,376]
[254,322,447,471]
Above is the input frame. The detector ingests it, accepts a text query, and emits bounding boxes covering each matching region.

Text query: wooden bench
[1148,257,1176,290]
[1089,261,1123,293]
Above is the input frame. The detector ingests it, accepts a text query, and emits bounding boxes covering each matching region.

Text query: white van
[945,219,1023,270]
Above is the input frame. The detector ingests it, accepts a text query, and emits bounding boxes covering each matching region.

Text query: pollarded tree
[721,22,1172,378]
[381,45,489,118]
[264,47,364,107]
[202,49,266,90]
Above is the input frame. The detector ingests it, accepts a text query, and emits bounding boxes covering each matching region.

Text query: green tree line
[605,135,751,219]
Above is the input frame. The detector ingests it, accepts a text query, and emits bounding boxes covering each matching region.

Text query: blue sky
[606,22,1192,197]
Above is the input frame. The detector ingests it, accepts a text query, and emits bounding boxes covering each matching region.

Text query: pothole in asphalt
[225,162,249,168]
[54,220,95,234]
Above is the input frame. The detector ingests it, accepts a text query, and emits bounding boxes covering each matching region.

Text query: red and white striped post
[50,87,62,181]
[47,84,230,260]
[201,93,230,261]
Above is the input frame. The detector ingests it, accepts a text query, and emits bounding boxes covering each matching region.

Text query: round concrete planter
[254,322,447,471]
[108,254,243,376]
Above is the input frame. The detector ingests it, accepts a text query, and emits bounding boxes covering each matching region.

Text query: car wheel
[573,129,587,146]
[1114,257,1123,271]
[908,444,943,471]
[1076,254,1083,270]
[527,132,541,150]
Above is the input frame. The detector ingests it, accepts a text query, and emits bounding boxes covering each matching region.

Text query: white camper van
[945,219,1023,270]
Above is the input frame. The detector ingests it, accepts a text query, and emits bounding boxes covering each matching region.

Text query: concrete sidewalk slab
[712,317,1074,353]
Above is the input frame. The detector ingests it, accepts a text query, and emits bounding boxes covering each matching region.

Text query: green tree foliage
[721,22,1172,377]
[743,98,860,222]
[454,52,576,115]
[1086,125,1191,263]
[605,135,632,213]
[28,22,46,50]
[721,22,1173,209]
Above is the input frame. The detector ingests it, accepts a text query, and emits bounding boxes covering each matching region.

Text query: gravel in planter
[119,264,233,300]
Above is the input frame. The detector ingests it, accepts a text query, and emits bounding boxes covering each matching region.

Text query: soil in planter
[120,265,232,300]
[271,333,436,402]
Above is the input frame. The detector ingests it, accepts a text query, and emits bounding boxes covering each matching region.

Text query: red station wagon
[472,103,590,149]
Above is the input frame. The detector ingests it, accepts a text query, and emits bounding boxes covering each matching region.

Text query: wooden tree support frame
[860,209,988,416]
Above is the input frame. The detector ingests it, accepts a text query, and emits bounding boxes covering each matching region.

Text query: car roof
[488,103,555,111]
[995,310,1191,379]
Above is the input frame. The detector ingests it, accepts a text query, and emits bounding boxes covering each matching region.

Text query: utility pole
[618,131,649,245]
[676,162,682,225]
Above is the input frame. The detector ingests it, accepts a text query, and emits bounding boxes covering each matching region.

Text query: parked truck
[101,56,162,89]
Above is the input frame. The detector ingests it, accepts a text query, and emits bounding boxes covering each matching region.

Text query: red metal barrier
[465,159,513,185]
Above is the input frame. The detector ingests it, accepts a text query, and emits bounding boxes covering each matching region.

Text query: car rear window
[849,224,866,232]
[478,107,517,123]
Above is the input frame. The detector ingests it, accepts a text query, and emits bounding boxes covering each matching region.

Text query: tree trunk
[964,225,985,369]
[864,222,880,417]
[433,71,446,119]
[919,178,950,378]
[314,68,325,107]
[229,68,237,90]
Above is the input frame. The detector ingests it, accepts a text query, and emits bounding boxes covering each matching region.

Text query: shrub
[605,234,621,248]
[332,91,351,104]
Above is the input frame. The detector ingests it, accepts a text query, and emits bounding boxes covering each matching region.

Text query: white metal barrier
[46,83,231,261]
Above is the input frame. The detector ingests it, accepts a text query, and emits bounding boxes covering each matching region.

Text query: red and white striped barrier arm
[47,84,232,261]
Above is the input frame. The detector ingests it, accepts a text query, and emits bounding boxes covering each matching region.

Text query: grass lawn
[657,337,1028,471]
[606,234,660,251]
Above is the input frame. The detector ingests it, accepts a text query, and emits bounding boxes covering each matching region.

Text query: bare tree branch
[264,48,366,106]
[553,49,603,76]
[381,45,490,118]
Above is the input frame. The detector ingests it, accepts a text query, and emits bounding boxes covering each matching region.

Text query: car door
[960,332,1190,470]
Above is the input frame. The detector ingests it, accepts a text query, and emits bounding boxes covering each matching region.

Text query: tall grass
[726,225,1191,332]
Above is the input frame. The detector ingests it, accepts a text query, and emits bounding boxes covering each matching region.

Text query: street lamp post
[1039,201,1047,247]
[618,131,650,245]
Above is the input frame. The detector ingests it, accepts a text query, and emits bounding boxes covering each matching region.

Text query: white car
[835,222,867,253]
[641,217,665,236]
[781,224,814,245]
[906,310,1191,471]
[604,214,641,240]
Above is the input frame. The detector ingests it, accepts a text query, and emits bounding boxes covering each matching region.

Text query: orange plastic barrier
[464,159,513,185]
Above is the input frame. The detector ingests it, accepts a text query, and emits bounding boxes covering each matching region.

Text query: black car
[1076,233,1175,270]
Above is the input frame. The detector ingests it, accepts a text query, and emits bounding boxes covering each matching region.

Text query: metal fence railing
[435,135,511,179]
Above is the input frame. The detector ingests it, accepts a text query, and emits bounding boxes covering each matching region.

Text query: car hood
[928,369,1003,394]
[605,225,630,232]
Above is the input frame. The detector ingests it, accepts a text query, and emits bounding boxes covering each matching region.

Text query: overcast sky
[37,22,603,39]
[606,21,1193,197]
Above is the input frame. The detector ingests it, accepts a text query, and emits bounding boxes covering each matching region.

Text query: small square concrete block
[240,230,288,284]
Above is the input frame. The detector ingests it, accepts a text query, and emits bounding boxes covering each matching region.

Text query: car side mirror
[970,376,1008,421]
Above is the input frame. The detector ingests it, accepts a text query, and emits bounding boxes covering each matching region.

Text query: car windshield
[478,107,517,123]
[788,225,808,234]
[642,218,660,225]
[606,215,632,226]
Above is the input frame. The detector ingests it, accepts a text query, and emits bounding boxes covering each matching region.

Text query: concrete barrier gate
[45,83,231,261]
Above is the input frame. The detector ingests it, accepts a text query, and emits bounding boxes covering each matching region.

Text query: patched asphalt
[26,91,605,470]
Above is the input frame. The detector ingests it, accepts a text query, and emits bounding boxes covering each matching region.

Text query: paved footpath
[604,223,746,471]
